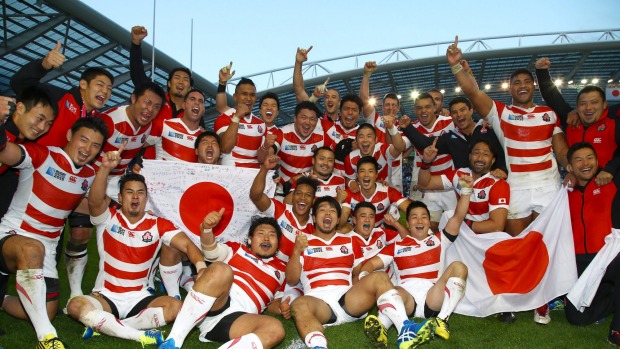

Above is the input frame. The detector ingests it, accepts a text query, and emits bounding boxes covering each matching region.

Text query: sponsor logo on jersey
[69,176,77,183]
[593,188,601,195]
[131,137,137,142]
[593,137,602,144]
[508,114,524,121]
[397,246,412,254]
[167,131,184,139]
[45,166,66,181]
[542,113,551,122]
[238,124,245,130]
[284,145,298,151]
[526,114,536,119]
[114,136,129,144]
[142,231,153,242]
[306,247,323,255]
[187,136,195,141]
[477,190,486,199]
[244,252,259,264]
[110,224,125,236]
[340,245,349,254]
[325,246,333,251]
[65,100,77,114]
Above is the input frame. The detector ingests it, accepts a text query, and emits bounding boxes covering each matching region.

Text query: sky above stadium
[80,0,618,90]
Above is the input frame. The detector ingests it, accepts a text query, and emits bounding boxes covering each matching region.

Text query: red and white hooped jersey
[343,183,407,227]
[214,108,265,168]
[377,231,455,284]
[486,101,562,189]
[146,117,202,162]
[0,144,94,241]
[344,142,394,183]
[352,227,400,279]
[290,173,346,199]
[298,233,364,293]
[277,123,333,183]
[93,106,152,176]
[267,124,283,154]
[263,198,314,263]
[441,168,510,222]
[411,115,455,176]
[221,242,286,313]
[91,207,179,294]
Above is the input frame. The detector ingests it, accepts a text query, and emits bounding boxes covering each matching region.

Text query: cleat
[397,319,435,349]
[363,314,388,348]
[139,330,164,347]
[36,334,67,349]
[434,318,450,340]
[534,304,550,325]
[82,327,100,340]
[609,330,620,347]
[548,298,565,311]
[498,312,516,324]
[158,338,179,349]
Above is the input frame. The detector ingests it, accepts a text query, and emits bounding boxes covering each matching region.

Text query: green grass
[0,236,612,349]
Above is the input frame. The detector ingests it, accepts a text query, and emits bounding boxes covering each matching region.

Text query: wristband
[348,179,357,187]
[358,271,369,280]
[231,116,240,123]
[308,95,319,103]
[201,239,217,250]
[202,227,213,234]
[460,187,473,195]
[195,261,207,272]
[387,126,399,136]
[217,83,226,93]
[451,63,463,75]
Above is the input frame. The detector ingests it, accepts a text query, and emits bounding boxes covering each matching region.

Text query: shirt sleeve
[488,179,510,211]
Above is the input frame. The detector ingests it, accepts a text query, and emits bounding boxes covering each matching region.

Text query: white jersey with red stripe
[0,144,94,242]
[411,115,455,176]
[485,101,562,189]
[290,173,346,199]
[221,242,286,313]
[146,117,202,162]
[377,231,455,284]
[344,143,394,183]
[352,227,400,280]
[277,123,333,182]
[263,198,314,263]
[214,108,266,168]
[441,168,510,222]
[343,183,407,227]
[91,207,180,294]
[267,124,283,153]
[299,233,364,295]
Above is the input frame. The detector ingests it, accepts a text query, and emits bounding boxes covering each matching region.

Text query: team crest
[311,145,318,151]
[142,231,153,243]
[275,270,281,279]
[258,125,263,133]
[425,239,435,247]
[598,123,606,132]
[542,113,551,122]
[81,179,89,191]
[340,246,349,254]
[376,240,384,249]
[377,203,385,211]
[477,190,486,199]
[141,134,147,143]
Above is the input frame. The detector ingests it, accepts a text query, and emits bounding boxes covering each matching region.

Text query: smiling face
[182,91,205,124]
[568,147,598,186]
[407,206,431,239]
[196,135,220,164]
[312,148,335,178]
[428,90,444,115]
[294,108,319,139]
[449,102,474,132]
[340,101,360,130]
[414,97,436,128]
[249,223,279,259]
[118,180,147,219]
[260,97,279,126]
[509,73,535,107]
[13,102,55,140]
[80,74,113,112]
[356,127,376,156]
[292,183,315,217]
[469,141,495,176]
[168,70,191,99]
[128,90,163,129]
[324,89,340,115]
[353,206,376,239]
[356,162,377,192]
[577,91,608,127]
[382,97,400,117]
[64,126,104,167]
[313,200,339,235]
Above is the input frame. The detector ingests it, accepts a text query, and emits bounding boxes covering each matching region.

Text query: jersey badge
[65,100,77,114]
[81,179,89,192]
[376,240,384,249]
[258,125,263,134]
[377,203,385,211]
[340,245,349,254]
[542,113,551,122]
[142,231,153,243]
[477,190,486,199]
[425,238,435,247]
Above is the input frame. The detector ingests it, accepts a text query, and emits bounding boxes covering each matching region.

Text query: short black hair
[119,173,147,193]
[415,92,435,106]
[382,93,400,106]
[81,67,114,85]
[184,88,206,102]
[167,67,194,88]
[235,77,256,93]
[194,130,220,149]
[313,145,334,159]
[260,92,280,109]
[133,82,166,105]
[353,201,376,216]
[357,156,379,172]
[70,117,109,145]
[295,101,322,118]
[577,85,606,103]
[248,215,282,243]
[469,139,498,159]
[312,196,342,218]
[567,142,597,163]
[509,68,534,83]
[17,86,58,116]
[448,96,472,110]
[357,123,376,137]
[340,94,363,112]
[295,176,319,196]
[406,200,430,220]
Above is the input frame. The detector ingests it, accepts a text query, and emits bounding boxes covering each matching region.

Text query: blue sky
[81,0,618,90]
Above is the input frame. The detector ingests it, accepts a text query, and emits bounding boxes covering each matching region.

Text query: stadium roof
[1,0,618,127]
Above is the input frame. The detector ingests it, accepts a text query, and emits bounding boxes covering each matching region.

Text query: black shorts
[202,296,246,343]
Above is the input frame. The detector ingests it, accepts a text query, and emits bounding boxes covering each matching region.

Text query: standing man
[284,146,346,202]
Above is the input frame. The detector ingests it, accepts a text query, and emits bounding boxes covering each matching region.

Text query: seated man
[0,117,107,348]
[418,139,510,233]
[159,213,286,349]
[360,178,472,347]
[66,145,205,346]
[195,130,221,165]
[284,146,346,202]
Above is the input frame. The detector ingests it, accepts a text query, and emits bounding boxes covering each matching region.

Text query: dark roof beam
[41,41,117,82]
[564,52,591,81]
[0,13,67,56]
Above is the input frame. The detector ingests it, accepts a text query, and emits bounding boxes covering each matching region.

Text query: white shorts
[306,287,364,327]
[400,278,435,319]
[197,287,254,342]
[507,184,560,220]
[420,190,457,222]
[0,232,58,278]
[98,289,155,319]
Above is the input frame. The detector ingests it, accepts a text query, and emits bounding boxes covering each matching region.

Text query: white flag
[606,87,620,102]
[442,187,577,317]
[141,160,276,245]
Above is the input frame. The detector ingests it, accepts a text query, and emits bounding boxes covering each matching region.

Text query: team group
[0,25,618,349]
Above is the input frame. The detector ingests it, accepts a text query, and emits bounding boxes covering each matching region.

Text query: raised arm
[293,46,312,103]
[89,142,126,217]
[534,57,573,128]
[250,155,279,212]
[10,42,66,102]
[129,26,151,89]
[383,114,406,157]
[219,102,249,153]
[0,130,26,167]
[216,62,235,114]
[360,61,377,119]
[286,234,308,285]
[200,208,230,263]
[444,175,473,236]
[552,132,569,168]
[417,138,444,190]
[446,36,494,117]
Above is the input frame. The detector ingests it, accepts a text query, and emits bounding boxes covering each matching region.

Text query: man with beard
[285,146,346,202]
[195,131,221,165]
[159,213,286,349]
[0,117,107,348]
[418,139,510,234]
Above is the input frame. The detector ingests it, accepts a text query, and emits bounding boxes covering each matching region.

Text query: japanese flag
[142,160,276,244]
[606,87,620,102]
[441,187,577,317]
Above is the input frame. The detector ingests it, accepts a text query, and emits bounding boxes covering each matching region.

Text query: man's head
[382,93,400,117]
[79,67,114,112]
[428,89,444,115]
[339,94,363,130]
[356,156,379,191]
[312,146,336,178]
[356,123,377,156]
[259,92,280,126]
[449,97,474,131]
[182,89,206,124]
[195,131,221,164]
[469,139,497,176]
[577,86,608,127]
[13,86,57,140]
[294,101,321,138]
[567,142,598,185]
[414,93,437,128]
[311,196,341,235]
[128,82,166,129]
[247,216,281,259]
[167,67,192,99]
[509,68,535,106]
[118,173,148,218]
[233,77,257,112]
[406,201,431,238]
[64,117,108,167]
[353,201,376,239]
[324,89,340,115]
[292,176,319,217]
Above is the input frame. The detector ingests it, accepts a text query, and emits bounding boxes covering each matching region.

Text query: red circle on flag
[612,89,620,97]
[483,231,549,295]
[179,182,234,238]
